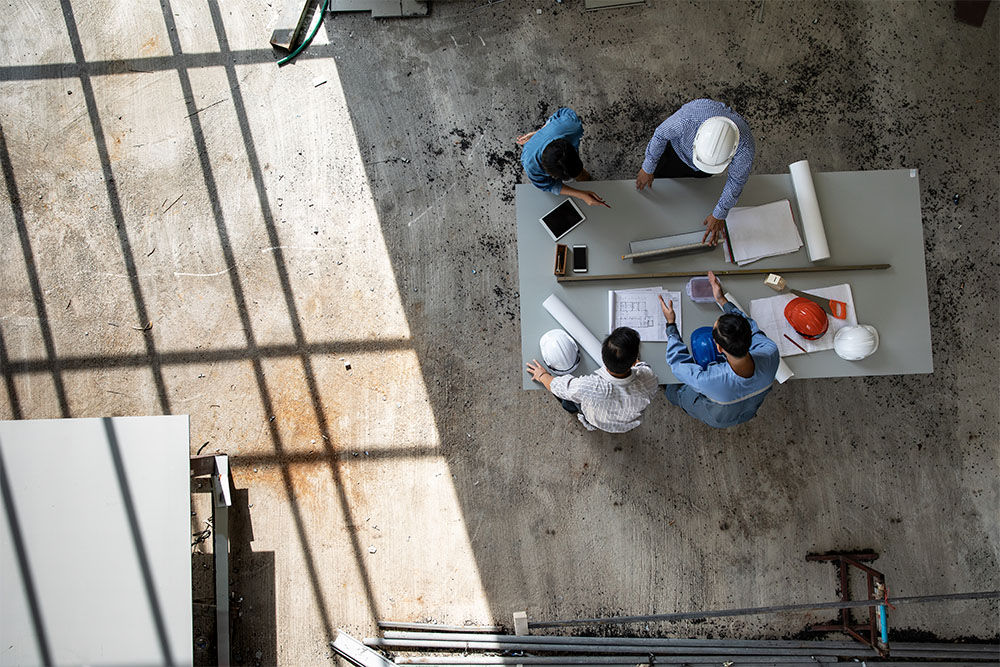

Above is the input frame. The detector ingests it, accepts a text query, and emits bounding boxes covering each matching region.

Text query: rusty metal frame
[806,551,889,656]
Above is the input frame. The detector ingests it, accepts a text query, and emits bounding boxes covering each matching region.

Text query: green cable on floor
[278,0,330,66]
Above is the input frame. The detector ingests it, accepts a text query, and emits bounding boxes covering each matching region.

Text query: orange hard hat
[784,297,829,340]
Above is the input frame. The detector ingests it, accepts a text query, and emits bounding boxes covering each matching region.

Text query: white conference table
[516,169,932,390]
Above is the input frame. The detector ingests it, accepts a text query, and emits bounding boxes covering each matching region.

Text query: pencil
[783,333,808,353]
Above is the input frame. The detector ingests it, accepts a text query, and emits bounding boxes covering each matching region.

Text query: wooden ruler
[557,263,891,284]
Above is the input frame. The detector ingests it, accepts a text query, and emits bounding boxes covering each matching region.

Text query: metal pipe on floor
[528,590,1000,628]
[365,637,868,657]
[380,632,998,658]
[382,630,864,649]
[378,621,505,634]
[391,657,837,665]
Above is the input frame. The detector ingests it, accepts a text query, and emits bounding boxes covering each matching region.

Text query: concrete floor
[1,0,998,665]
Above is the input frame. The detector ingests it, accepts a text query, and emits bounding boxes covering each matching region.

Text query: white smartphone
[572,245,588,273]
[539,199,586,242]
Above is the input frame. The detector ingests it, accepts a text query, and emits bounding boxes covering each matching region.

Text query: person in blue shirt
[635,99,756,245]
[658,271,779,428]
[517,107,610,208]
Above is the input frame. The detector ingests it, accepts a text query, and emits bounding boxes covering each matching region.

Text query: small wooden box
[554,244,568,276]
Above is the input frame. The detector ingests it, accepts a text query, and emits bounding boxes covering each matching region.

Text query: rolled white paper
[725,291,794,384]
[542,294,603,366]
[789,159,831,262]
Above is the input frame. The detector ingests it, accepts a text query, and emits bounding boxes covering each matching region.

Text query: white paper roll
[725,292,794,384]
[542,294,603,366]
[789,159,830,262]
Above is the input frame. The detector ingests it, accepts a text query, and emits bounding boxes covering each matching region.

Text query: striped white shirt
[550,363,660,433]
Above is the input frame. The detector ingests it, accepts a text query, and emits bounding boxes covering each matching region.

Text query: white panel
[0,416,192,667]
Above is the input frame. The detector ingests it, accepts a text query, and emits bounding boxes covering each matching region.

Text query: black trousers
[653,142,712,179]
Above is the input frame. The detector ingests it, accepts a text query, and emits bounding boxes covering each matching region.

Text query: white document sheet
[608,287,681,342]
[749,284,858,356]
[726,199,803,265]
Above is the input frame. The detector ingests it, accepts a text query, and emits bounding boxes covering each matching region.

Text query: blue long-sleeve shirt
[641,99,755,220]
[521,107,584,194]
[664,302,778,427]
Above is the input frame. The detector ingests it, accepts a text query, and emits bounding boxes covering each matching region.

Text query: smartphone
[572,245,588,273]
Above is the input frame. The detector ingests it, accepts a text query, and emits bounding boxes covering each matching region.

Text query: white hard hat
[692,116,740,174]
[540,329,580,375]
[834,325,880,361]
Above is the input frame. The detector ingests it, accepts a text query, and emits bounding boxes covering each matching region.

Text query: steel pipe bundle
[364,630,1000,664]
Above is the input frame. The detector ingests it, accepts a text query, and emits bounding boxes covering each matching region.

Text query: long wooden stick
[557,263,891,284]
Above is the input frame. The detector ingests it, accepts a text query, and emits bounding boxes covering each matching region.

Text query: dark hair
[713,313,752,357]
[540,139,583,181]
[602,327,640,375]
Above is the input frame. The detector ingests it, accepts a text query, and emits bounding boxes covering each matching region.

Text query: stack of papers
[748,284,858,356]
[607,287,681,342]
[726,199,803,265]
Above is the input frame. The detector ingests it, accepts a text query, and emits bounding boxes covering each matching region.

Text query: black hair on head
[602,327,640,375]
[713,313,751,357]
[540,139,583,181]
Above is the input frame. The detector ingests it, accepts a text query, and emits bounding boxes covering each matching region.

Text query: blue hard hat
[690,326,724,369]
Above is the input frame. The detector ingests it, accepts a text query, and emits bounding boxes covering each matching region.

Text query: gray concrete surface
[0,1,997,665]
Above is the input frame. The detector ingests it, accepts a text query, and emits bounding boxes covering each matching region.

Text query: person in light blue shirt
[635,99,756,245]
[658,272,778,429]
[517,107,610,208]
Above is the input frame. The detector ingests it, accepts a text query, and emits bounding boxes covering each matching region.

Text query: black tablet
[539,199,586,241]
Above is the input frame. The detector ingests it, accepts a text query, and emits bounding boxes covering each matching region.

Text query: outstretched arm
[560,183,611,208]
[640,113,684,176]
[711,132,756,220]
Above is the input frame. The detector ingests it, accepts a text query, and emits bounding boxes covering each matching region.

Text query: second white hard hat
[540,329,580,375]
[692,116,740,174]
[833,325,880,361]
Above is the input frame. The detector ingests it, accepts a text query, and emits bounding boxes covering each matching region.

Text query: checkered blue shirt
[641,99,756,220]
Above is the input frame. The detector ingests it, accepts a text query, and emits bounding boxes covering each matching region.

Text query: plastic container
[686,277,716,303]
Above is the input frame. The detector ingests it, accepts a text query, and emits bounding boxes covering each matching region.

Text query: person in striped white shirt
[526,327,659,433]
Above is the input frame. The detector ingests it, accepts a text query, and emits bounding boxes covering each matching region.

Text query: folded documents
[727,199,803,265]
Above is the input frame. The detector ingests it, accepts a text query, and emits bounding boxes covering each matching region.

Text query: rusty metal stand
[807,551,889,656]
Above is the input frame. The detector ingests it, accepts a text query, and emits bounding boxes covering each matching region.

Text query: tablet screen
[541,200,585,239]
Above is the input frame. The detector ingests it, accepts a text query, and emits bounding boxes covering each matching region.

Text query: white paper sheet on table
[726,199,803,265]
[608,287,680,342]
[749,284,858,356]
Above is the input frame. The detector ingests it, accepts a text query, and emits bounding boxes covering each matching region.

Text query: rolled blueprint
[542,294,603,366]
[725,292,794,384]
[789,159,831,262]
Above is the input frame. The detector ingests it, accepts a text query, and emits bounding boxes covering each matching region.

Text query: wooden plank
[557,263,891,284]
[270,0,314,51]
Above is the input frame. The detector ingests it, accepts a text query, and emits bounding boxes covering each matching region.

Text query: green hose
[278,0,330,66]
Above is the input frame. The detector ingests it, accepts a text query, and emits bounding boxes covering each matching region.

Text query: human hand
[578,190,611,208]
[701,214,726,245]
[526,359,549,381]
[635,168,654,190]
[707,270,725,304]
[658,295,676,325]
[515,131,537,146]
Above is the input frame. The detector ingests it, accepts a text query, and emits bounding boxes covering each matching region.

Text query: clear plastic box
[686,276,716,303]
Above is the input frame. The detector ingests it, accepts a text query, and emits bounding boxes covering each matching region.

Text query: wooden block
[270,0,314,50]
[764,273,787,291]
[554,244,568,276]
[512,611,528,636]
